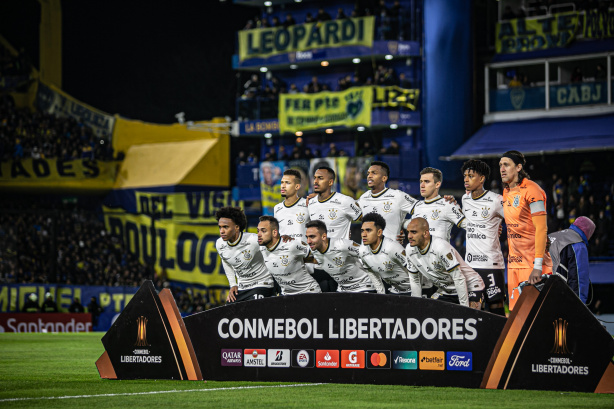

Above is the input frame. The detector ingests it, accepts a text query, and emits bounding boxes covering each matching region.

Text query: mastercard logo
[370,353,387,367]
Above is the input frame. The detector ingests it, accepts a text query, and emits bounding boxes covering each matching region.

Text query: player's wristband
[534,257,543,271]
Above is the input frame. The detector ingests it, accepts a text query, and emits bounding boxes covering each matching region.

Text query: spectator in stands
[571,67,583,83]
[305,13,315,23]
[327,143,340,157]
[304,147,314,160]
[22,293,40,312]
[317,8,332,21]
[271,16,282,27]
[380,140,400,155]
[399,72,412,89]
[68,297,85,313]
[243,74,260,97]
[336,8,348,19]
[502,6,516,19]
[88,296,103,328]
[389,0,403,39]
[357,141,376,157]
[593,210,610,256]
[278,146,289,161]
[243,20,255,30]
[284,13,296,27]
[508,75,522,87]
[307,76,322,93]
[288,83,299,94]
[595,64,606,81]
[41,292,58,313]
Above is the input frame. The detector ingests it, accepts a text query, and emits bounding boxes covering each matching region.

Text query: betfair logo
[419,351,445,370]
[551,318,570,355]
[135,316,149,347]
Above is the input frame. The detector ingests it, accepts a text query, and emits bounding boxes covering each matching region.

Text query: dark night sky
[1,0,255,123]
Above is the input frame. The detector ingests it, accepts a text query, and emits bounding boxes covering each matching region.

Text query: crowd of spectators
[501,0,610,19]
[0,95,115,162]
[243,1,411,41]
[0,46,30,78]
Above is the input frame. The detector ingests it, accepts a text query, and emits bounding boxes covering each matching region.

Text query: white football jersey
[461,190,505,269]
[216,232,275,291]
[274,197,310,242]
[308,192,362,239]
[359,188,418,239]
[260,239,321,295]
[408,196,465,242]
[312,238,377,293]
[405,237,484,306]
[359,237,412,293]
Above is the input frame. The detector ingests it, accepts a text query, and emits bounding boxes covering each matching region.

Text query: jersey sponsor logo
[341,350,365,368]
[481,206,490,218]
[316,350,339,368]
[383,201,393,213]
[292,349,315,368]
[296,212,306,224]
[280,255,289,266]
[512,195,520,208]
[467,253,488,263]
[487,286,502,298]
[267,349,290,367]
[431,210,441,220]
[221,349,243,366]
[507,233,522,239]
[446,352,472,371]
[392,351,418,370]
[367,351,391,369]
[244,349,266,367]
[451,207,463,219]
[328,209,338,220]
[508,255,523,263]
[419,351,445,370]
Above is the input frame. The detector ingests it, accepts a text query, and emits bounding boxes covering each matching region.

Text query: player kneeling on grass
[405,218,485,309]
[257,216,321,295]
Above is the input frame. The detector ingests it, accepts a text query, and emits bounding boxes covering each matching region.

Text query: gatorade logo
[341,350,365,369]
[366,350,391,369]
[419,351,445,370]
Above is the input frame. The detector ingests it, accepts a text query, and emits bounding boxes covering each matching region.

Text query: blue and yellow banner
[239,16,375,61]
[373,86,420,110]
[0,158,117,190]
[279,86,372,134]
[496,9,614,54]
[259,161,284,216]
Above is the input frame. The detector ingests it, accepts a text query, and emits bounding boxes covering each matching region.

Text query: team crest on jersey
[481,206,490,218]
[446,252,453,260]
[333,256,344,267]
[296,213,306,224]
[383,261,394,271]
[512,195,520,208]
[241,250,252,260]
[328,209,338,220]
[432,259,445,271]
[280,255,289,266]
[383,201,393,213]
[431,209,441,220]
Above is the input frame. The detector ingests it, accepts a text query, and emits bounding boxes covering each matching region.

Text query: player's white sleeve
[409,272,422,297]
[459,218,466,229]
[365,269,386,294]
[449,266,469,307]
[221,259,237,287]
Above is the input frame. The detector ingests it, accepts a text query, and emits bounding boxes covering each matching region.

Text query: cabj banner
[496,9,614,54]
[239,16,374,61]
[36,81,116,136]
[103,208,230,288]
[259,161,284,216]
[279,86,372,133]
[0,158,117,189]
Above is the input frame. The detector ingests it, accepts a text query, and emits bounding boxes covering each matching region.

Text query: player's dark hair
[501,150,530,188]
[215,207,247,231]
[370,161,390,177]
[316,166,336,182]
[362,212,387,232]
[420,167,442,184]
[305,220,327,235]
[283,169,302,184]
[461,160,490,181]
[259,215,279,233]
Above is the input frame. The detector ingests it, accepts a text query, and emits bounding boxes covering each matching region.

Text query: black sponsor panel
[98,281,200,380]
[482,276,614,392]
[184,293,506,387]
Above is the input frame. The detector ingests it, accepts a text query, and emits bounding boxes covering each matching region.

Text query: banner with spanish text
[279,86,372,134]
[372,86,420,111]
[239,16,375,61]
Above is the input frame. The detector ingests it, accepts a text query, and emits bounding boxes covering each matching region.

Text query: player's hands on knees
[528,269,542,285]
[469,301,482,310]
[226,286,238,302]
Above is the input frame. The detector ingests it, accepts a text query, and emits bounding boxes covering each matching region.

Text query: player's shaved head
[409,217,429,232]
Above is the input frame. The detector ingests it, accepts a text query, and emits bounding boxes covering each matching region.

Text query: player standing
[305,220,378,293]
[499,150,551,310]
[215,207,276,303]
[405,218,485,309]
[359,212,413,294]
[274,169,310,242]
[461,160,506,316]
[257,216,321,295]
[359,161,418,242]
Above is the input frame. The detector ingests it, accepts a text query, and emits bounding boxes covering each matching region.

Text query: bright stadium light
[295,131,303,136]
[357,126,365,132]
[260,67,268,72]
[264,1,272,6]
[264,133,272,138]
[385,54,393,60]
[321,61,329,67]
[352,58,361,64]
[325,128,333,134]
[294,0,302,2]
[390,124,398,129]
[290,64,298,69]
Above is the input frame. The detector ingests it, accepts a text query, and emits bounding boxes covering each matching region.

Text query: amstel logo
[551,318,570,355]
[135,316,149,347]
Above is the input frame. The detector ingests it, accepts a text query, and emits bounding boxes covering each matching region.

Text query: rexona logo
[341,350,365,369]
[267,349,290,368]
[366,351,391,369]
[392,351,418,370]
[419,351,445,370]
[221,349,243,366]
[446,352,472,371]
[244,349,266,367]
[292,349,315,368]
[316,350,339,368]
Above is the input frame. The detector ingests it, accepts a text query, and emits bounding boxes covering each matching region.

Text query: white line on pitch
[0,383,326,403]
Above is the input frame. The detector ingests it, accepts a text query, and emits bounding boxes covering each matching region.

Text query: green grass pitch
[0,333,612,408]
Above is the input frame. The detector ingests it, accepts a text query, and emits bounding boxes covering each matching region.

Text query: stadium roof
[442,114,614,161]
